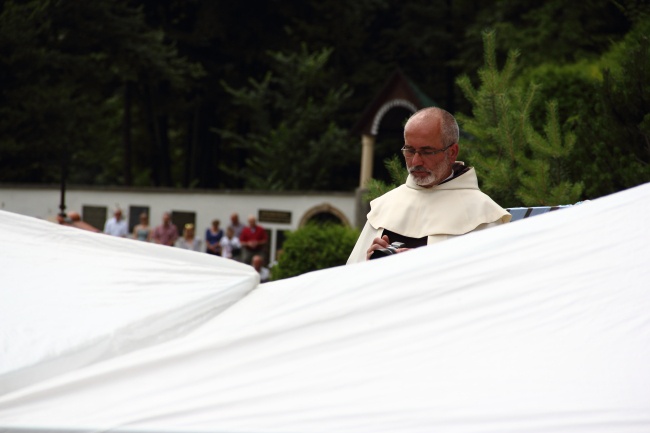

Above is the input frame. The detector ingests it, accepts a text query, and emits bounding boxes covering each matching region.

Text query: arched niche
[299,203,351,228]
[370,102,416,184]
[353,69,436,189]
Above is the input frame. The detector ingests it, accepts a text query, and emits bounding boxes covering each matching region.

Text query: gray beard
[409,169,437,187]
[407,156,450,187]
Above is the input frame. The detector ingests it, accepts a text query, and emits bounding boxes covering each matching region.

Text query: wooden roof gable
[353,69,436,136]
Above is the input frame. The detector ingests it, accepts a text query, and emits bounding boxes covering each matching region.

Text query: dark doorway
[373,107,411,184]
[306,212,343,225]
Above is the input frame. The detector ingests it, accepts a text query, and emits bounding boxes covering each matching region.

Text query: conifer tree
[219,45,356,191]
[455,31,583,207]
[363,155,408,202]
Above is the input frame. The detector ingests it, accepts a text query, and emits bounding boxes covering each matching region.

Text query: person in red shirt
[152,212,179,246]
[239,215,268,265]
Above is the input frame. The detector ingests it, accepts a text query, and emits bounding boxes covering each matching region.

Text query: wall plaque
[258,209,292,224]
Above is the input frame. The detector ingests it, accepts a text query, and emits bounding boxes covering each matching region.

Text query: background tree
[0,0,645,204]
[456,31,583,207]
[0,0,201,186]
[463,0,631,69]
[219,45,357,191]
[363,155,408,202]
[517,10,650,199]
[576,18,650,196]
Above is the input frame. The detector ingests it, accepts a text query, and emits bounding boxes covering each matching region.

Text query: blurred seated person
[175,223,202,251]
[219,227,241,260]
[252,254,270,283]
[58,211,100,232]
[240,215,268,264]
[227,212,245,238]
[103,208,128,237]
[132,212,152,242]
[152,212,179,246]
[205,219,224,255]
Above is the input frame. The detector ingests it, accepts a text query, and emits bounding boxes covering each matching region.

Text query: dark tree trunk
[141,81,173,186]
[123,81,133,186]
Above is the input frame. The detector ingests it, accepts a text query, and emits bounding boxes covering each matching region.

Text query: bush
[270,223,359,280]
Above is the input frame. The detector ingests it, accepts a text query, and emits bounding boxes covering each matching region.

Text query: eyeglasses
[401,144,453,158]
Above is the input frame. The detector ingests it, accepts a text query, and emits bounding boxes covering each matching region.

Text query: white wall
[0,185,358,263]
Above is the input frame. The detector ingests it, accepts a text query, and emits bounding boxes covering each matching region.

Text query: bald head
[403,107,460,188]
[404,107,459,148]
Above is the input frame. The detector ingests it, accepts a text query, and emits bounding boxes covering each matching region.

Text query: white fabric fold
[0,211,259,395]
[1,183,650,433]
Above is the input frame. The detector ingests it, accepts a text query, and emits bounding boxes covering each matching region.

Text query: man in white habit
[347,106,511,264]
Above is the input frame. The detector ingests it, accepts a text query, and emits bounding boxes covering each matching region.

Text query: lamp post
[58,141,68,220]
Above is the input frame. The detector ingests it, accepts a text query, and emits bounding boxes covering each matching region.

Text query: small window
[82,205,107,231]
[171,211,196,236]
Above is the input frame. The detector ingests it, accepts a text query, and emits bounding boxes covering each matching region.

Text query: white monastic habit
[347,163,511,264]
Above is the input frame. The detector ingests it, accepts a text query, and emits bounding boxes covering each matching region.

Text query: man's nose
[411,151,424,165]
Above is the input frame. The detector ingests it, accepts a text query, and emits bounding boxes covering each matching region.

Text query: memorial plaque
[258,209,291,224]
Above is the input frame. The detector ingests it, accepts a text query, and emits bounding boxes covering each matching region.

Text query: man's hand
[366,235,410,260]
[366,235,390,260]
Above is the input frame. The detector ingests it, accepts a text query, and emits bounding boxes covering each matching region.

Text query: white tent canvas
[0,212,259,395]
[1,183,650,432]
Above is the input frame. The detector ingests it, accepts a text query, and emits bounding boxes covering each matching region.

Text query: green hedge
[271,223,359,280]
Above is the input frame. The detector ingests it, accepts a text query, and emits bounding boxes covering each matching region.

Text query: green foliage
[474,0,631,68]
[0,0,202,185]
[363,155,408,202]
[219,44,357,191]
[517,101,584,205]
[520,18,650,199]
[517,60,604,129]
[602,19,650,162]
[0,0,642,193]
[578,18,650,195]
[289,0,463,116]
[456,31,584,207]
[270,223,359,280]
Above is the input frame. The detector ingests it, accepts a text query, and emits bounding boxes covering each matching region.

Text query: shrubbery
[270,223,359,281]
